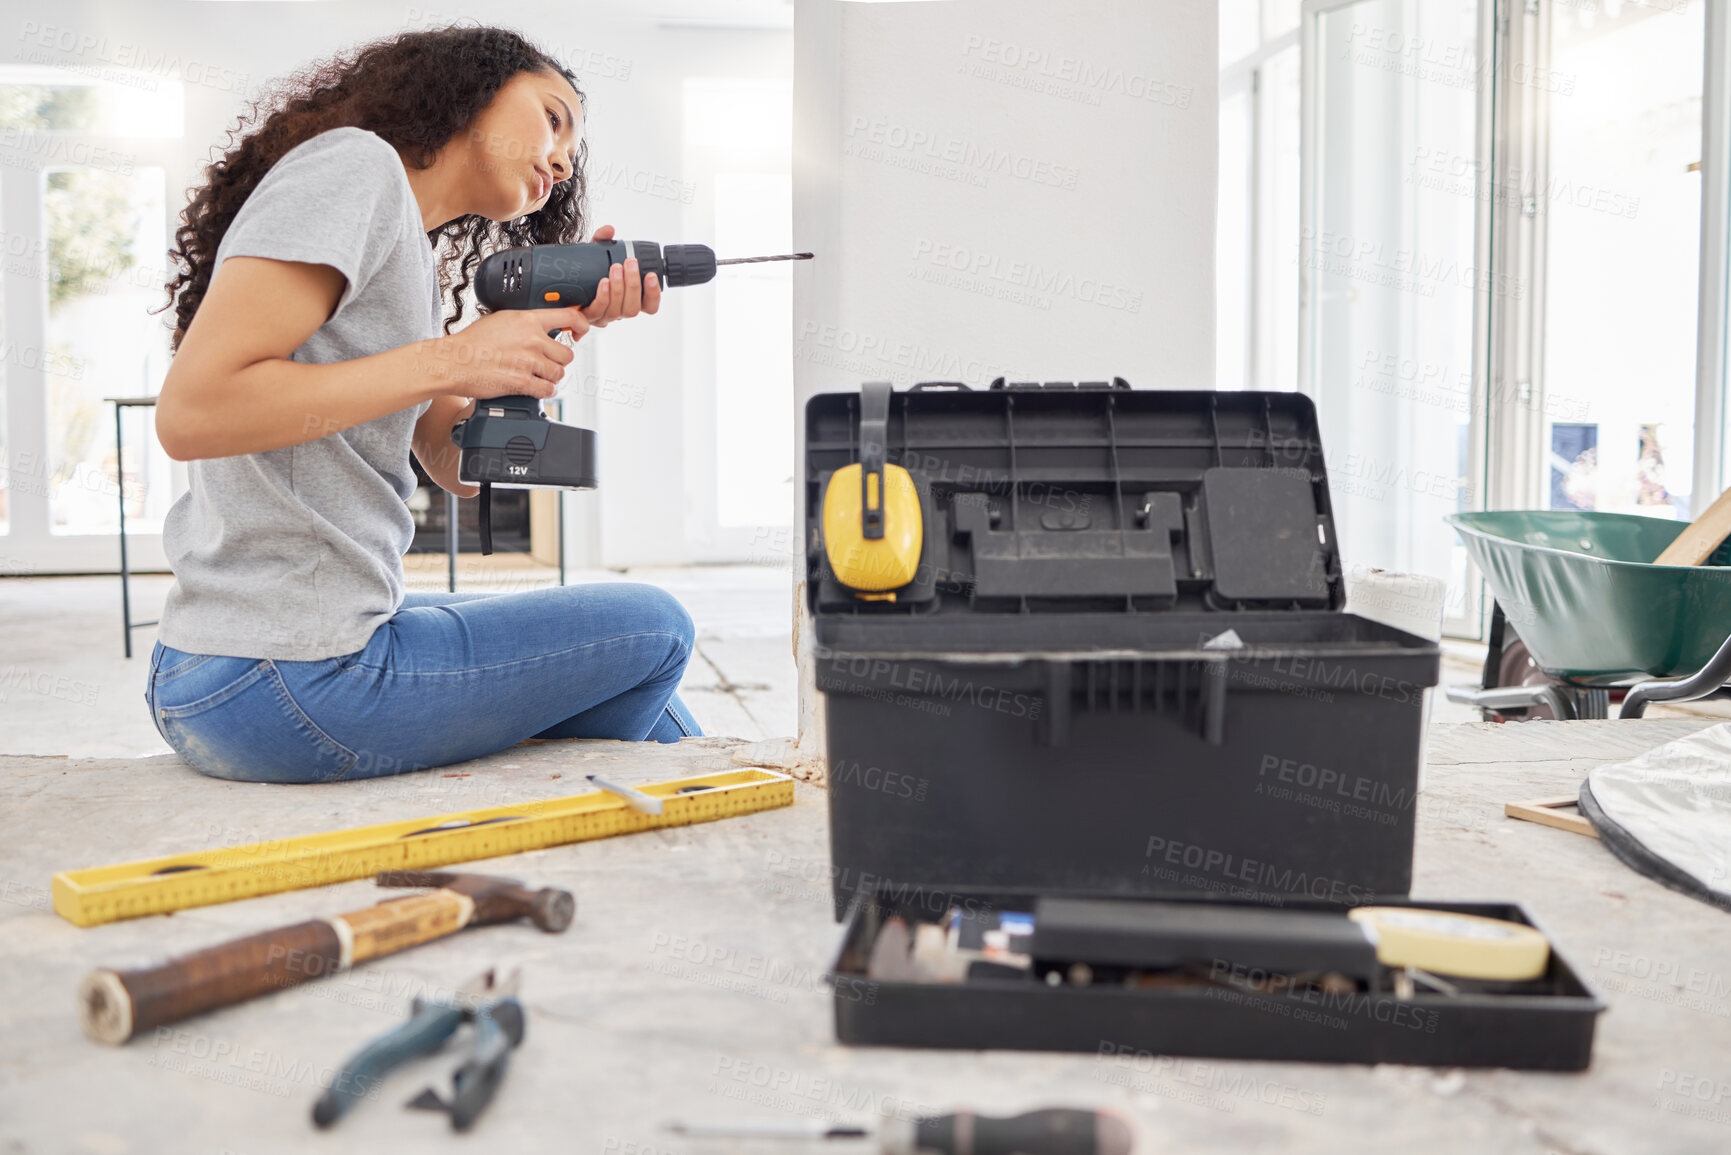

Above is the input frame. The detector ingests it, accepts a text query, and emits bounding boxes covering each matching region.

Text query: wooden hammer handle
[80,919,343,1044]
[79,890,476,1044]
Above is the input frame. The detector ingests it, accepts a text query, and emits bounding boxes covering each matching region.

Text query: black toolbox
[806,380,1602,1070]
[807,380,1441,918]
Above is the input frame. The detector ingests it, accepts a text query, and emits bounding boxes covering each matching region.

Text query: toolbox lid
[805,380,1344,620]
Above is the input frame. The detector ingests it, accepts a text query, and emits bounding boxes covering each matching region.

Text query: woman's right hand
[427,306,592,399]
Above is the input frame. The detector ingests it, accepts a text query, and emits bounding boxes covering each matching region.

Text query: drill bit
[715,252,814,265]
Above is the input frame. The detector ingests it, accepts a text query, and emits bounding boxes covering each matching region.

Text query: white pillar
[792,0,1220,756]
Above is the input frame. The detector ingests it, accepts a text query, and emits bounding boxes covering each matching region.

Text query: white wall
[791,0,1219,750]
[6,0,790,570]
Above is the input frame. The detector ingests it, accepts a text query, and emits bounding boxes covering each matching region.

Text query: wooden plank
[1654,484,1731,565]
[1505,795,1600,839]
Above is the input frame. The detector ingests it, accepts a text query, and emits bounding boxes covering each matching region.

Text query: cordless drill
[450,240,811,553]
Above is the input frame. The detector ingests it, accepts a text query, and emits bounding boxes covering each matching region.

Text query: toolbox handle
[858,381,892,541]
[1036,657,1228,748]
[988,376,1133,390]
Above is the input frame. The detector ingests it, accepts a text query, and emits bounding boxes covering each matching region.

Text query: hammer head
[376,871,575,933]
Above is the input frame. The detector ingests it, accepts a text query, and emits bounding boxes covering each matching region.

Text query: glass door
[1300,0,1486,633]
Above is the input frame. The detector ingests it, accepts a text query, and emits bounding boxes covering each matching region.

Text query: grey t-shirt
[158,126,441,661]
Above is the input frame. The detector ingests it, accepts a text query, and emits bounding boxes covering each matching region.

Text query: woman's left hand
[582,224,662,329]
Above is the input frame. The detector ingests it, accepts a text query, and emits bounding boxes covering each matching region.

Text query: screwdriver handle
[887,1108,1135,1155]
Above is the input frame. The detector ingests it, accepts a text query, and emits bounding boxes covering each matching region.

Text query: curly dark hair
[157,24,588,353]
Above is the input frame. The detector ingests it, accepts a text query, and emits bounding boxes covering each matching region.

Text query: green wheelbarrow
[1445,510,1731,720]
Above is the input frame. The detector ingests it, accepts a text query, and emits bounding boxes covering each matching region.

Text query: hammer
[78,871,573,1045]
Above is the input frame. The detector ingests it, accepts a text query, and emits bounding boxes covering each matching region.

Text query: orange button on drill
[543,290,561,301]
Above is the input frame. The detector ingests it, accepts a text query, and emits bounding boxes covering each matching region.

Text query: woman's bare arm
[413,394,480,497]
[155,255,588,462]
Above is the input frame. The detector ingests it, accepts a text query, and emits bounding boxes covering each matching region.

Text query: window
[46,165,172,535]
[0,65,182,570]
[1301,0,1481,616]
[713,171,793,526]
[1542,1,1706,519]
[1218,1,1302,392]
[682,79,794,540]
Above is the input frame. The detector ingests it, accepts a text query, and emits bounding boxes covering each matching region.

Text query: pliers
[311,967,525,1131]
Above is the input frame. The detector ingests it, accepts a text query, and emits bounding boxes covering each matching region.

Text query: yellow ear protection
[822,382,923,597]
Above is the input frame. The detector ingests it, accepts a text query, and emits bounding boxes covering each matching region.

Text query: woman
[148,25,701,784]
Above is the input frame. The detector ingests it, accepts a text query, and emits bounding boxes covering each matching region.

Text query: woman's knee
[607,583,696,655]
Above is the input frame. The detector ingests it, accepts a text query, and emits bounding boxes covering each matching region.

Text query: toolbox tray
[826,887,1604,1071]
[808,382,1442,916]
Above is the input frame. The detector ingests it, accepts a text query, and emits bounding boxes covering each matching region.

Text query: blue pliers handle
[411,997,527,1130]
[311,997,465,1128]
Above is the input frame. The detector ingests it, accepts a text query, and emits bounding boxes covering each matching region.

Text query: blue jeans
[145,584,702,783]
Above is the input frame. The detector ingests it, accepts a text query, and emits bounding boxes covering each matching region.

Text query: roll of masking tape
[1347,907,1550,981]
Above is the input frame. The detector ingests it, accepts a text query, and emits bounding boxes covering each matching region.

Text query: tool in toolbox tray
[861,900,1552,991]
[667,1107,1136,1155]
[52,768,792,927]
[831,889,1601,1070]
[314,967,525,1132]
[78,871,571,1045]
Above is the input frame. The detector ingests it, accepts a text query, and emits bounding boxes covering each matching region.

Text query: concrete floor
[3,719,1731,1153]
[0,564,800,758]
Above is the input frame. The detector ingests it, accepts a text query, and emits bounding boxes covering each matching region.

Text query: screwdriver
[667,1106,1137,1155]
[475,240,812,312]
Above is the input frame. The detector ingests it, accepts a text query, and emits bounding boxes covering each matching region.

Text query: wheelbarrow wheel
[1486,639,1608,721]
[1443,603,1611,721]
